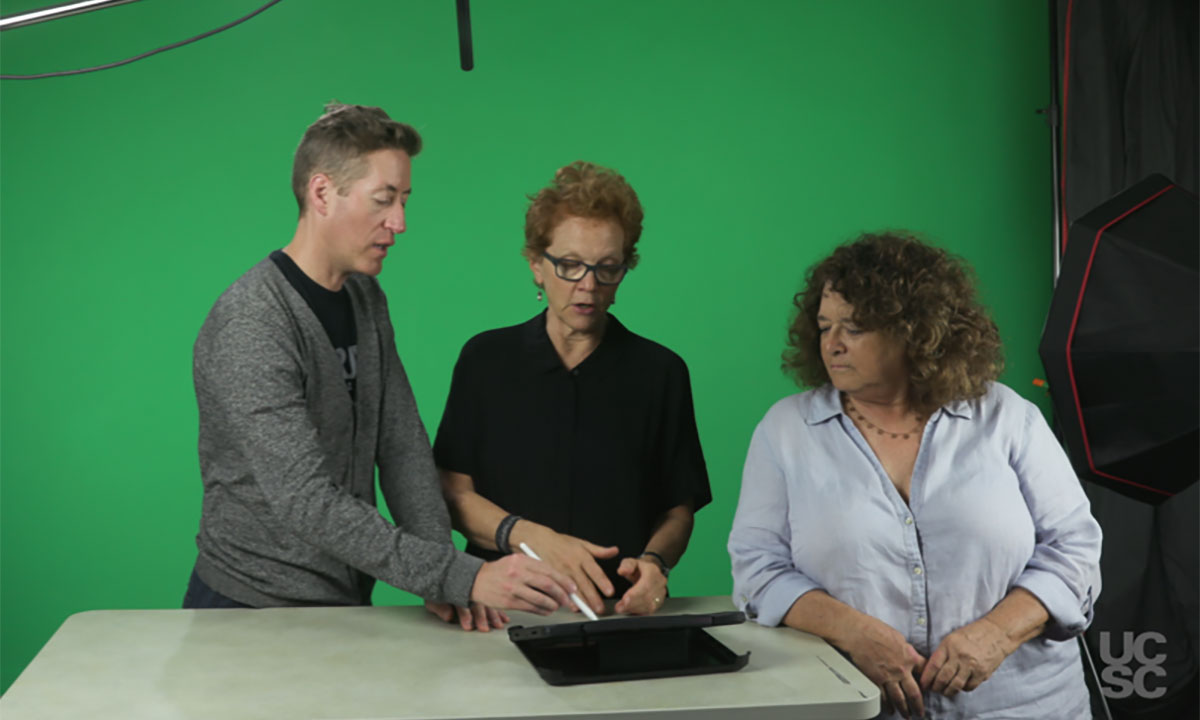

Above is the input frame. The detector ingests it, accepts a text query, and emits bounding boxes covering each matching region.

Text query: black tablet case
[507,611,750,686]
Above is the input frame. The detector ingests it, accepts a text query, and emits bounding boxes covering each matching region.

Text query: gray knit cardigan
[192,258,482,607]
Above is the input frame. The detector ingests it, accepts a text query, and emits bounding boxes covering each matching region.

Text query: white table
[0,596,879,719]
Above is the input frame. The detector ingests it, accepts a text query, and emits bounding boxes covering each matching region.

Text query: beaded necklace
[843,393,924,440]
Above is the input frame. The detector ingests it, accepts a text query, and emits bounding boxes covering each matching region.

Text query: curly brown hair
[523,161,644,267]
[783,231,1004,414]
[292,102,422,217]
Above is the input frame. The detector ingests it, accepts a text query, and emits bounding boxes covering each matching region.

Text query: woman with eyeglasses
[431,162,711,631]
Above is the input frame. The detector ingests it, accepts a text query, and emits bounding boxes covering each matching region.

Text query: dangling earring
[536,289,543,302]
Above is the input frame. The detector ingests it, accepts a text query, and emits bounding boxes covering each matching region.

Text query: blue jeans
[182,566,253,609]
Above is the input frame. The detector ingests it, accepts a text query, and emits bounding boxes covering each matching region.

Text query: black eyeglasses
[542,251,629,285]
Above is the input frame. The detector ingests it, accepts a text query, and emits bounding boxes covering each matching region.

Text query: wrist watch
[639,551,670,578]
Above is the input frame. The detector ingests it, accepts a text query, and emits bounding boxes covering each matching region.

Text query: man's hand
[843,615,927,719]
[423,600,509,632]
[613,556,667,615]
[514,524,618,616]
[919,618,1012,697]
[470,553,576,615]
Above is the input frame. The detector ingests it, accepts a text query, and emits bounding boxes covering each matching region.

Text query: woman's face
[530,215,626,336]
[817,285,909,400]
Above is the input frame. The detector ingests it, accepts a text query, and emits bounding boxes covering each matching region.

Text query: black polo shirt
[433,311,711,592]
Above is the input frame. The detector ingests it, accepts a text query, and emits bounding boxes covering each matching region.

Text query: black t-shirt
[433,311,712,593]
[270,250,358,400]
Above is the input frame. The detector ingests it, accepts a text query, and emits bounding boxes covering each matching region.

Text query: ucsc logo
[1098,631,1168,700]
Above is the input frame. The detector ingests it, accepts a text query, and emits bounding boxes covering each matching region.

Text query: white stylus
[518,542,599,621]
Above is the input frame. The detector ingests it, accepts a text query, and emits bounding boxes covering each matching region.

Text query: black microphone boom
[456,0,473,71]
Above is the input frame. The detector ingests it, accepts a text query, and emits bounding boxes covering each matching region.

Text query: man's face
[323,148,412,282]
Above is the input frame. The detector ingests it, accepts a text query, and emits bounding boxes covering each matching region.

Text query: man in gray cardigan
[185,103,577,631]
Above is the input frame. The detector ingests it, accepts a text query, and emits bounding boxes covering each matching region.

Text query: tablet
[507,611,750,686]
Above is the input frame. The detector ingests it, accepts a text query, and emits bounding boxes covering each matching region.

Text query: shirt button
[905,516,914,525]
[913,566,923,575]
[917,617,927,626]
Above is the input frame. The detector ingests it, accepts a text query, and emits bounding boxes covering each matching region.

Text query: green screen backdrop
[0,0,1052,693]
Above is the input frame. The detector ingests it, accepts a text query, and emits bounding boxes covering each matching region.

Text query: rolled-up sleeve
[728,420,823,627]
[1011,403,1103,640]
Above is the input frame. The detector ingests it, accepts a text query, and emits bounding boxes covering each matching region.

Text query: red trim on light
[1059,0,1075,254]
[1064,184,1175,497]
[1089,469,1173,496]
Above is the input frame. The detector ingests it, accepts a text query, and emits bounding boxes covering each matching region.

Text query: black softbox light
[1039,174,1198,504]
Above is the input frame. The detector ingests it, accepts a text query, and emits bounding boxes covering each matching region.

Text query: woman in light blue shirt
[728,232,1102,719]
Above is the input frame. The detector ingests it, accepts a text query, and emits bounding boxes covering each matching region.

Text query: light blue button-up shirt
[729,382,1102,719]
